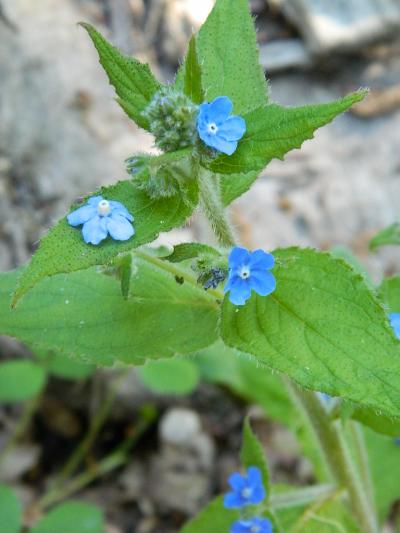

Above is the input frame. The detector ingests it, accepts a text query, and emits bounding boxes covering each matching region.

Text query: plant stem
[54,371,128,484]
[348,420,375,512]
[37,406,157,510]
[134,249,223,301]
[198,170,236,248]
[286,382,378,533]
[201,171,378,531]
[0,393,42,467]
[269,483,337,510]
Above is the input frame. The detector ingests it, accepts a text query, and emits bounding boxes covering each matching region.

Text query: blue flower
[224,466,266,508]
[224,247,276,306]
[197,96,246,155]
[389,313,400,339]
[317,392,333,403]
[67,196,134,245]
[231,517,273,533]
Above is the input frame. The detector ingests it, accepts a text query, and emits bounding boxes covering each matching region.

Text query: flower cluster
[224,247,276,306]
[224,466,273,533]
[142,88,199,152]
[142,90,246,156]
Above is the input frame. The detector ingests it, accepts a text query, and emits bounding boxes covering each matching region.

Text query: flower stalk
[202,175,379,533]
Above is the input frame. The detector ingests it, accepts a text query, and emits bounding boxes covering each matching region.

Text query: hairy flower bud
[142,88,199,152]
[126,153,196,200]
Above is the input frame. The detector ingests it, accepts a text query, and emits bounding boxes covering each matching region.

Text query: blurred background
[0,0,400,531]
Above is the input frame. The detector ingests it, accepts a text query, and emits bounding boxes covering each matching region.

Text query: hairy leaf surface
[1,255,219,366]
[14,179,198,304]
[81,23,161,129]
[196,0,268,114]
[209,92,366,176]
[221,247,400,418]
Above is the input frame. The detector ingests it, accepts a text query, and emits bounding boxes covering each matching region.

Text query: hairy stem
[0,393,42,467]
[37,406,157,511]
[54,371,128,485]
[198,170,236,248]
[349,420,375,511]
[269,483,337,510]
[202,172,378,532]
[286,382,378,533]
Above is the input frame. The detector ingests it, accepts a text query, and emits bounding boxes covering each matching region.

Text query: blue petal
[67,205,96,227]
[224,273,239,293]
[110,201,134,221]
[82,216,108,245]
[198,102,212,123]
[249,271,276,297]
[106,214,134,241]
[228,247,251,268]
[87,196,103,207]
[197,127,238,155]
[218,116,246,141]
[247,466,262,487]
[208,96,233,123]
[249,250,274,270]
[252,518,274,533]
[227,472,246,491]
[227,278,251,306]
[389,313,400,339]
[230,520,252,533]
[223,491,245,509]
[213,137,238,155]
[249,484,266,504]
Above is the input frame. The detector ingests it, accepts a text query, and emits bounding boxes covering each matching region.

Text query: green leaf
[240,417,270,495]
[221,247,400,419]
[369,222,400,250]
[179,36,203,104]
[291,496,359,533]
[166,242,220,263]
[194,342,329,481]
[182,495,239,533]
[1,253,219,366]
[31,501,103,533]
[13,178,198,304]
[34,348,95,380]
[80,23,161,130]
[196,0,268,115]
[220,170,259,206]
[349,404,400,437]
[330,245,373,288]
[0,485,21,533]
[364,427,400,523]
[0,361,46,402]
[139,358,200,395]
[379,275,400,312]
[195,341,296,427]
[209,91,367,176]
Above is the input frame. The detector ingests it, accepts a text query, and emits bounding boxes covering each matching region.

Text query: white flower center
[97,199,111,216]
[241,487,252,499]
[207,122,218,135]
[239,265,251,279]
[250,526,260,533]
